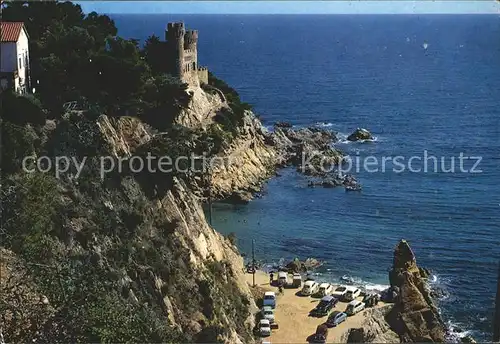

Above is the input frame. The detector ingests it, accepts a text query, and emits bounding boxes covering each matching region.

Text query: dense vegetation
[0,1,254,342]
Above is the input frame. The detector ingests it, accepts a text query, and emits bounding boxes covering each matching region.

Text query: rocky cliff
[386,240,447,342]
[208,111,277,202]
[169,84,278,202]
[341,240,447,343]
[96,111,260,342]
[176,85,228,128]
[1,106,260,343]
[342,305,400,343]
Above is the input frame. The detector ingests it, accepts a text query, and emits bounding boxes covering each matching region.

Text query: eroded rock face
[347,128,373,142]
[209,111,277,202]
[342,306,399,343]
[175,85,228,128]
[97,115,151,157]
[271,126,345,182]
[285,257,323,273]
[387,240,446,342]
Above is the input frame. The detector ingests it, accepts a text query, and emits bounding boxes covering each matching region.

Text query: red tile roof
[1,22,25,42]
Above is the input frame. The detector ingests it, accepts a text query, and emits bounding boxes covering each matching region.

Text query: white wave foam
[446,320,473,341]
[340,274,389,293]
[315,122,334,128]
[336,135,379,144]
[364,283,391,292]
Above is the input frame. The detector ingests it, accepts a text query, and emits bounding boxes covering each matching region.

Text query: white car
[259,319,271,337]
[318,283,334,297]
[332,285,348,299]
[343,286,361,301]
[345,300,365,316]
[263,291,276,308]
[261,306,275,323]
[301,280,319,296]
[277,271,288,286]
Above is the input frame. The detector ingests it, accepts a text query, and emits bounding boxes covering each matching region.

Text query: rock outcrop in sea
[341,240,448,343]
[284,257,324,273]
[386,240,447,342]
[347,128,373,142]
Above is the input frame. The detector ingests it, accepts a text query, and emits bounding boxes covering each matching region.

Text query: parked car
[345,300,365,316]
[326,311,348,327]
[277,271,288,286]
[261,306,275,323]
[331,285,348,299]
[263,291,276,308]
[291,273,302,288]
[310,295,338,317]
[259,319,271,337]
[318,283,334,297]
[312,323,328,343]
[363,293,380,307]
[343,286,361,302]
[301,280,319,296]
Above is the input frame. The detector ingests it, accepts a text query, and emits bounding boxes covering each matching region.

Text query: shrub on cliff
[208,72,252,129]
[0,173,60,261]
[0,121,41,175]
[1,91,47,126]
[141,74,191,130]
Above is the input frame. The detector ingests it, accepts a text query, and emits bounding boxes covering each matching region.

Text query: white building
[1,21,31,94]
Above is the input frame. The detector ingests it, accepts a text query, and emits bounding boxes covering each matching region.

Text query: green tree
[143,34,172,75]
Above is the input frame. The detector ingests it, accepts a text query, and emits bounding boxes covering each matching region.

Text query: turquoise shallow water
[113,14,500,340]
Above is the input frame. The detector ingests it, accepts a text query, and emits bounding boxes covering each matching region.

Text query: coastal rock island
[386,240,447,342]
[347,128,374,141]
[340,240,447,343]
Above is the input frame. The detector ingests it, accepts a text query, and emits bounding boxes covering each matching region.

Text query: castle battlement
[167,22,185,31]
[184,30,198,48]
[165,22,208,86]
[166,22,185,39]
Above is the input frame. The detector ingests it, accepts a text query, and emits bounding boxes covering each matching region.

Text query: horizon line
[105,12,500,15]
[77,1,500,15]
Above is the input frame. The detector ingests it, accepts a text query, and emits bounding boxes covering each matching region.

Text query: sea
[112,14,500,341]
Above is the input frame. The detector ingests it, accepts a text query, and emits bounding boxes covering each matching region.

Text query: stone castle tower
[165,22,208,86]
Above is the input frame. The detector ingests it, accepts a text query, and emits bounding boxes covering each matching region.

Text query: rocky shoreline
[209,117,369,203]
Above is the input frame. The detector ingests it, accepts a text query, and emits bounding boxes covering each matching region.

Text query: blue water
[112,14,500,340]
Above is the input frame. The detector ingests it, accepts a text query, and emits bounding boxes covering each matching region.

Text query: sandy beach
[246,270,387,343]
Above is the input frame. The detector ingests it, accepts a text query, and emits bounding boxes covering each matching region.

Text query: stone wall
[198,67,208,84]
